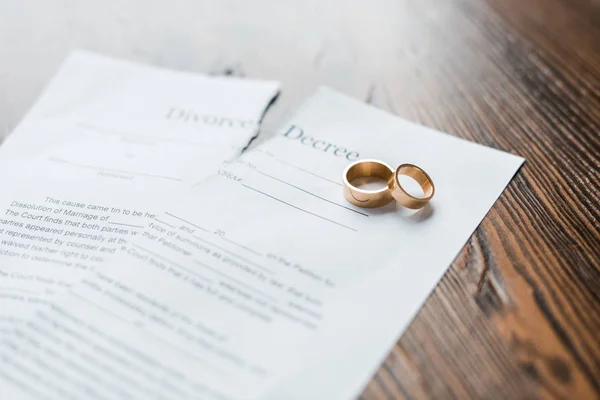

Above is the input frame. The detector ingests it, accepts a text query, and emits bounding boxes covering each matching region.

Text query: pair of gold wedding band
[343,160,434,209]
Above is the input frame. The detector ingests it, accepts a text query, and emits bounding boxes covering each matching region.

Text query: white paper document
[0,88,523,400]
[0,51,280,329]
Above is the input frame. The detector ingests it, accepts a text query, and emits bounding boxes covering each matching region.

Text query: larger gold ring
[343,159,394,208]
[390,164,435,209]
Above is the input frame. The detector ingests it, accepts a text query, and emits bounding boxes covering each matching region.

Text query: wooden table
[1,0,599,398]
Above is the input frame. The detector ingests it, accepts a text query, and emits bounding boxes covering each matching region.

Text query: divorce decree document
[0,88,523,400]
[0,51,279,330]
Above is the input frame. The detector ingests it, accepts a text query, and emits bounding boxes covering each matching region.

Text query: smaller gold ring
[390,164,435,209]
[343,159,395,208]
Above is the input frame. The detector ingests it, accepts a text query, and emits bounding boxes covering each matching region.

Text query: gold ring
[390,164,435,209]
[343,159,395,208]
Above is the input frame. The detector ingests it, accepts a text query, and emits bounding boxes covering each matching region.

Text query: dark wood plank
[360,0,600,398]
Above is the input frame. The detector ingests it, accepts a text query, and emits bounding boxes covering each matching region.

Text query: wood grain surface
[1,0,599,398]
